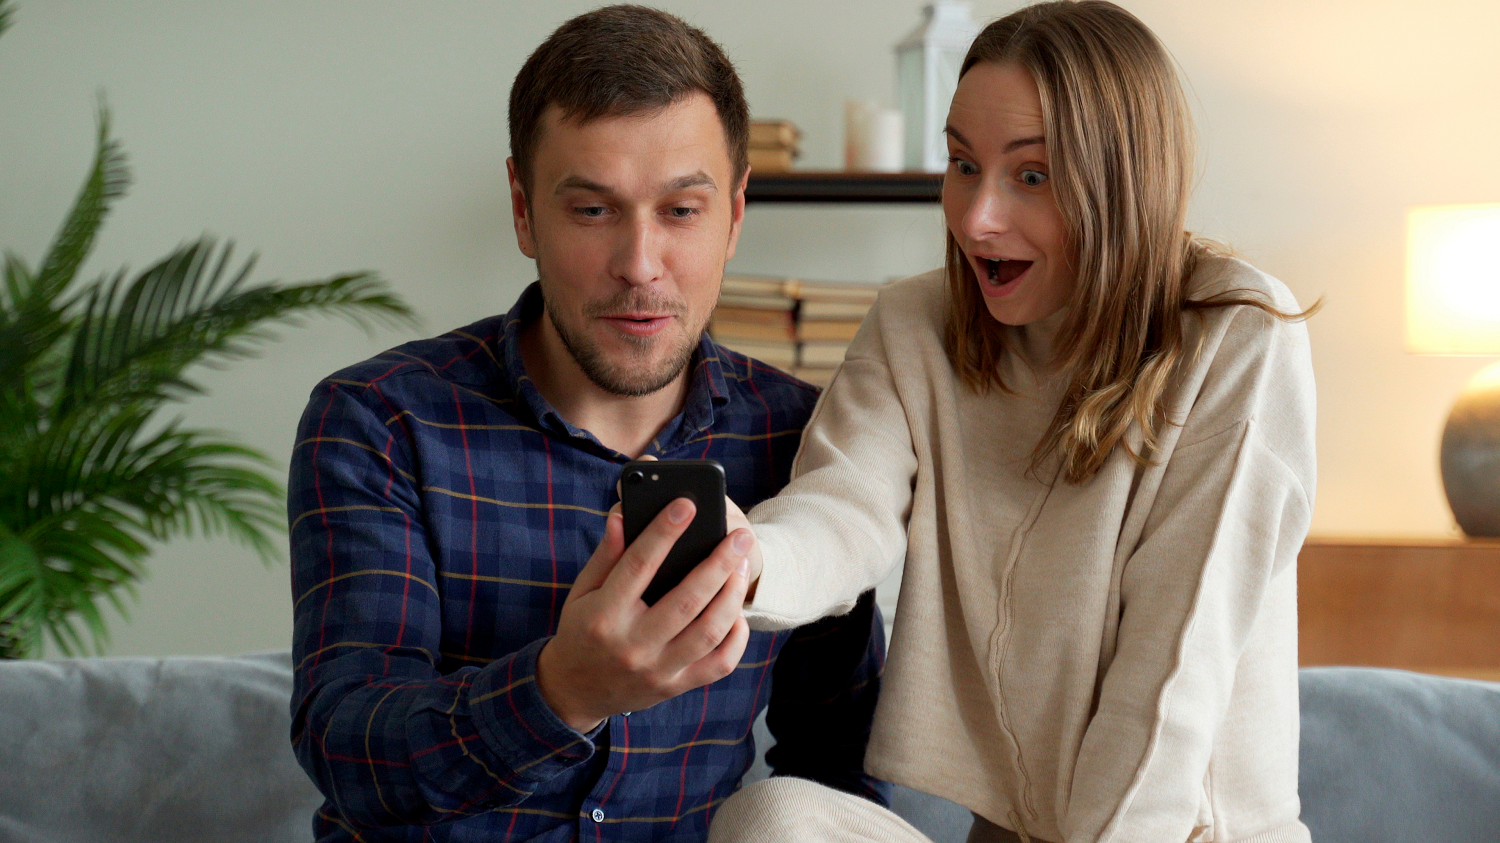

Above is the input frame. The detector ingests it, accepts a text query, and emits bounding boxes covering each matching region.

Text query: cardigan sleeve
[1061,305,1316,842]
[745,298,920,631]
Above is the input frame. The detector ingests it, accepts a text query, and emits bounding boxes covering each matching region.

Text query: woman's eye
[948,157,978,177]
[1020,169,1048,187]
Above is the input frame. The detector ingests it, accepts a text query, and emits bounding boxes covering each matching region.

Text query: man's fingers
[568,507,625,602]
[654,534,750,665]
[639,527,750,645]
[597,497,696,604]
[674,614,751,693]
[723,499,763,599]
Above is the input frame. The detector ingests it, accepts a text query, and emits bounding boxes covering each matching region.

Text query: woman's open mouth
[975,256,1032,297]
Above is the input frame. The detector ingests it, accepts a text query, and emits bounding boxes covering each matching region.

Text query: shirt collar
[498,282,731,456]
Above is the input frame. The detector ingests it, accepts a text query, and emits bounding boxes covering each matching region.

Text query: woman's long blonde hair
[943,0,1309,484]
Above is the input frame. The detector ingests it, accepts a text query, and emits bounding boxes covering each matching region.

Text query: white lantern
[896,1,979,172]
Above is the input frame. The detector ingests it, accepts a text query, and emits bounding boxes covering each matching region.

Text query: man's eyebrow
[554,175,613,195]
[943,125,1046,155]
[552,172,718,196]
[663,172,717,193]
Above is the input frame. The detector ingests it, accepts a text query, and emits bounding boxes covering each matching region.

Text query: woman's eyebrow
[1004,135,1045,153]
[942,125,1046,155]
[943,124,972,148]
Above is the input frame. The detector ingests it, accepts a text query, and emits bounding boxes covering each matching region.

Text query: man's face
[509,93,745,397]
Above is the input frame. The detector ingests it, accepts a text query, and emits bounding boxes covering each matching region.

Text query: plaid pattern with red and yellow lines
[288,282,888,842]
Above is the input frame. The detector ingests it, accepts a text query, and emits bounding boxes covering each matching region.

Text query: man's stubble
[542,283,713,398]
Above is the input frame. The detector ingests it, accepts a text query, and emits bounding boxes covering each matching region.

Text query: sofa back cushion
[1299,666,1500,843]
[0,651,323,843]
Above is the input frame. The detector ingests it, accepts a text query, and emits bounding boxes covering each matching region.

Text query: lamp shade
[1406,203,1500,355]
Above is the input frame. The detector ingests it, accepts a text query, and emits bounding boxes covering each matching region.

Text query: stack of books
[748,119,801,173]
[710,274,882,387]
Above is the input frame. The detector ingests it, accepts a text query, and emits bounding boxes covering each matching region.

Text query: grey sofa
[1,652,1497,843]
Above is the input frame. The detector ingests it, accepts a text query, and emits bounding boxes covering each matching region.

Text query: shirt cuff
[468,636,601,784]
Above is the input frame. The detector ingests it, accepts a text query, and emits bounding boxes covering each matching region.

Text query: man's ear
[507,157,537,259]
[724,166,749,261]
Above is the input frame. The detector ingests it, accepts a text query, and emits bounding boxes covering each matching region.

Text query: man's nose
[610,213,665,287]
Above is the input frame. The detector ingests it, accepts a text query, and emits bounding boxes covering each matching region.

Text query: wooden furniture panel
[745,171,943,203]
[1298,537,1500,681]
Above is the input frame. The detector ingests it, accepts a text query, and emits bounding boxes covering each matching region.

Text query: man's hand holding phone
[535,475,757,734]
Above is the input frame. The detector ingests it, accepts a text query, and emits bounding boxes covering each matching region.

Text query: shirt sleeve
[746,301,919,631]
[1061,307,1316,842]
[764,590,893,807]
[288,381,598,830]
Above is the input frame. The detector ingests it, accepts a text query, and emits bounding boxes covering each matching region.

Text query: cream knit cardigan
[745,256,1315,843]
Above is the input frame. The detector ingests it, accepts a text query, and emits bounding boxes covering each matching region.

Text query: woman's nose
[961,182,1014,243]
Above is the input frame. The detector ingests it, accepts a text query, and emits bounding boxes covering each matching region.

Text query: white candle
[845,100,904,172]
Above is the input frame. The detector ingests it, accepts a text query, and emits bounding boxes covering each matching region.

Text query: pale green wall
[2,1,1496,656]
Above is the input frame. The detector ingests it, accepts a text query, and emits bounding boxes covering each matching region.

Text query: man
[287,6,888,842]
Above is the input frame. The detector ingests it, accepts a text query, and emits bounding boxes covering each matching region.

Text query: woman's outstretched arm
[744,296,920,631]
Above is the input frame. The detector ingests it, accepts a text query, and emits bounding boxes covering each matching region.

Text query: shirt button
[591,808,605,823]
[621,711,631,717]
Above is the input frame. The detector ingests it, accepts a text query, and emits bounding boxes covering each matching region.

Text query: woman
[717,2,1316,842]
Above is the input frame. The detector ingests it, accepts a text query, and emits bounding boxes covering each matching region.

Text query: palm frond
[2,88,418,658]
[40,112,128,300]
[56,238,415,416]
[0,252,72,442]
[2,409,291,656]
[2,249,31,309]
[30,103,130,307]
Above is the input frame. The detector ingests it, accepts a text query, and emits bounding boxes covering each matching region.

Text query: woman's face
[942,61,1073,327]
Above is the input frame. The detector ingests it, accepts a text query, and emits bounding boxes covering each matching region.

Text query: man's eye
[948,157,977,177]
[1020,169,1047,187]
[668,206,699,219]
[575,206,608,218]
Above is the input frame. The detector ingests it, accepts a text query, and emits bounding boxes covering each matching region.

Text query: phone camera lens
[624,469,645,484]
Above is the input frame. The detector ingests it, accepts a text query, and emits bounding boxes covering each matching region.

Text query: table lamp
[1407,203,1500,536]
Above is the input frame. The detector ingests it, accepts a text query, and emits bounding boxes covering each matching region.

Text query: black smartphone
[618,459,727,606]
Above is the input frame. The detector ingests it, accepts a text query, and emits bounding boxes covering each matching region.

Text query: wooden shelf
[1298,537,1500,679]
[745,170,943,204]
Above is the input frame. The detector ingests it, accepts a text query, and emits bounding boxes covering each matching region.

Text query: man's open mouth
[600,314,674,336]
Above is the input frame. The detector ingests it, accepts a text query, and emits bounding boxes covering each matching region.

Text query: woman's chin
[982,297,1029,327]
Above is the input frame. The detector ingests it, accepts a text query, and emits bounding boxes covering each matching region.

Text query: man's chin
[572,340,700,398]
[582,359,690,397]
[548,305,703,397]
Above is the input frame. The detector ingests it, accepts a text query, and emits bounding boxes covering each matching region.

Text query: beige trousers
[709,778,934,843]
[709,777,1046,843]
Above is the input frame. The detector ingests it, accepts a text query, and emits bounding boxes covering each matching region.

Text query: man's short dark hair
[508,5,750,195]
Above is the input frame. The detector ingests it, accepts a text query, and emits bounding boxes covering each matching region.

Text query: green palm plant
[0,1,417,658]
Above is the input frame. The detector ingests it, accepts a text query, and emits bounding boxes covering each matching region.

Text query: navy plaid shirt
[288,282,888,842]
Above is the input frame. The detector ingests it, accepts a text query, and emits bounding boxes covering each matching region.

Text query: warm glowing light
[1407,203,1500,355]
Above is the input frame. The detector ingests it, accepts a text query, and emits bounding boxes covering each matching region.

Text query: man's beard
[544,286,705,397]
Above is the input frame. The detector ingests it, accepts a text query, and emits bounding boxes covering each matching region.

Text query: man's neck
[518,316,691,459]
